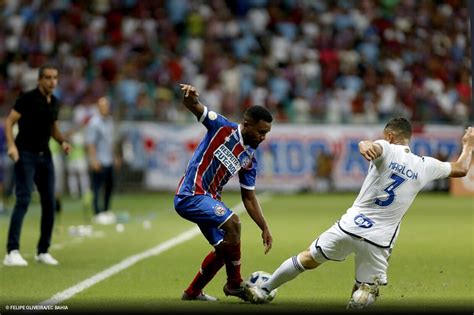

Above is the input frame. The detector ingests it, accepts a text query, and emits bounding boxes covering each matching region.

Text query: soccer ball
[347,284,377,309]
[247,271,278,301]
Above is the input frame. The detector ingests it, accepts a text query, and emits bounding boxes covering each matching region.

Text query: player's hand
[262,228,273,254]
[61,141,72,155]
[114,157,123,169]
[462,126,473,147]
[359,141,379,161]
[180,84,199,106]
[7,145,19,162]
[91,159,102,172]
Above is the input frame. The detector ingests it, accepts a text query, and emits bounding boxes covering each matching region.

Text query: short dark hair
[243,106,273,123]
[38,64,59,79]
[384,117,412,139]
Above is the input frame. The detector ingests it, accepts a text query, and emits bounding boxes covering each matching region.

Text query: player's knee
[298,249,320,269]
[222,215,241,243]
[15,194,32,208]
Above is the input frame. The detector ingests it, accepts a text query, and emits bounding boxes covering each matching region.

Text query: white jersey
[339,140,451,248]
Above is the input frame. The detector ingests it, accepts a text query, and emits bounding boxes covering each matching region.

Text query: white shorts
[309,223,391,285]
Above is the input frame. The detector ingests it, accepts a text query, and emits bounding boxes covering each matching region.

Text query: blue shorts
[174,194,234,246]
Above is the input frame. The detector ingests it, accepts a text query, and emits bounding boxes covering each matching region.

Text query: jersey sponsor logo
[214,144,241,175]
[214,204,226,216]
[354,214,374,228]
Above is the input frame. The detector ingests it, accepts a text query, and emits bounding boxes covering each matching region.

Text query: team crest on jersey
[214,205,226,216]
[240,156,252,170]
[354,214,374,228]
[208,111,218,120]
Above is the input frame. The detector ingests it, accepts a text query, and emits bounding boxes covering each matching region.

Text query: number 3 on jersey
[375,173,406,207]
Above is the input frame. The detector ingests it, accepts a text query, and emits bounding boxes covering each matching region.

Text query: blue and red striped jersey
[176,107,257,200]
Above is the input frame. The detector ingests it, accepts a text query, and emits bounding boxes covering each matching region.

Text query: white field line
[39,193,272,306]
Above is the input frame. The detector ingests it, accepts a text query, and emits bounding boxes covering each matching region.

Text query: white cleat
[93,212,116,225]
[246,284,272,304]
[347,283,378,309]
[35,253,59,265]
[181,292,218,301]
[3,250,28,266]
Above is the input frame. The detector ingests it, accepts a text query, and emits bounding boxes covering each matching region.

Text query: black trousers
[90,166,114,214]
[7,151,56,254]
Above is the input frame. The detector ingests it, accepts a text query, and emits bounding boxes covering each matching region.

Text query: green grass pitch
[0,191,472,314]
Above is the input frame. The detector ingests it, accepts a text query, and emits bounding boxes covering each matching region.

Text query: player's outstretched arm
[449,126,474,177]
[240,188,273,254]
[358,140,383,161]
[180,83,205,119]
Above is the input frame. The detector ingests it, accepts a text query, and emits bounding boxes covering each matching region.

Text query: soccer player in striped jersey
[248,118,474,308]
[175,84,273,302]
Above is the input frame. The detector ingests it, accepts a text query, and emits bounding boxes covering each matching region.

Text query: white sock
[263,255,306,292]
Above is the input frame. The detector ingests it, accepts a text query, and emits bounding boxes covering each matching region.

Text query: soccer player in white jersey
[248,118,474,308]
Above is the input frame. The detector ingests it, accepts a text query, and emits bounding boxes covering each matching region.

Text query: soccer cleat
[3,250,28,266]
[35,253,59,265]
[181,292,218,301]
[346,283,378,309]
[246,284,272,304]
[223,282,250,302]
[93,212,116,225]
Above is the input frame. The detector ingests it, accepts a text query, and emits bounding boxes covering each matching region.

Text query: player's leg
[261,249,321,295]
[246,248,321,304]
[249,243,326,304]
[347,239,391,309]
[174,195,232,301]
[217,214,245,292]
[183,251,224,296]
[249,223,352,303]
[181,226,225,300]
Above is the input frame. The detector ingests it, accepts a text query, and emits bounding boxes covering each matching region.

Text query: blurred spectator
[0,1,470,124]
[85,97,121,225]
[3,64,71,266]
[433,148,450,192]
[311,150,335,193]
[65,121,91,204]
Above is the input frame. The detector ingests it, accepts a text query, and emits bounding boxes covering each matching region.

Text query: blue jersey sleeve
[239,157,257,190]
[198,106,232,132]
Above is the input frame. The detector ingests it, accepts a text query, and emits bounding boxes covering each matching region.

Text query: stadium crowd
[0,0,471,124]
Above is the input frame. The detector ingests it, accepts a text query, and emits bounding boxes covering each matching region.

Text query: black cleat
[223,282,250,302]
